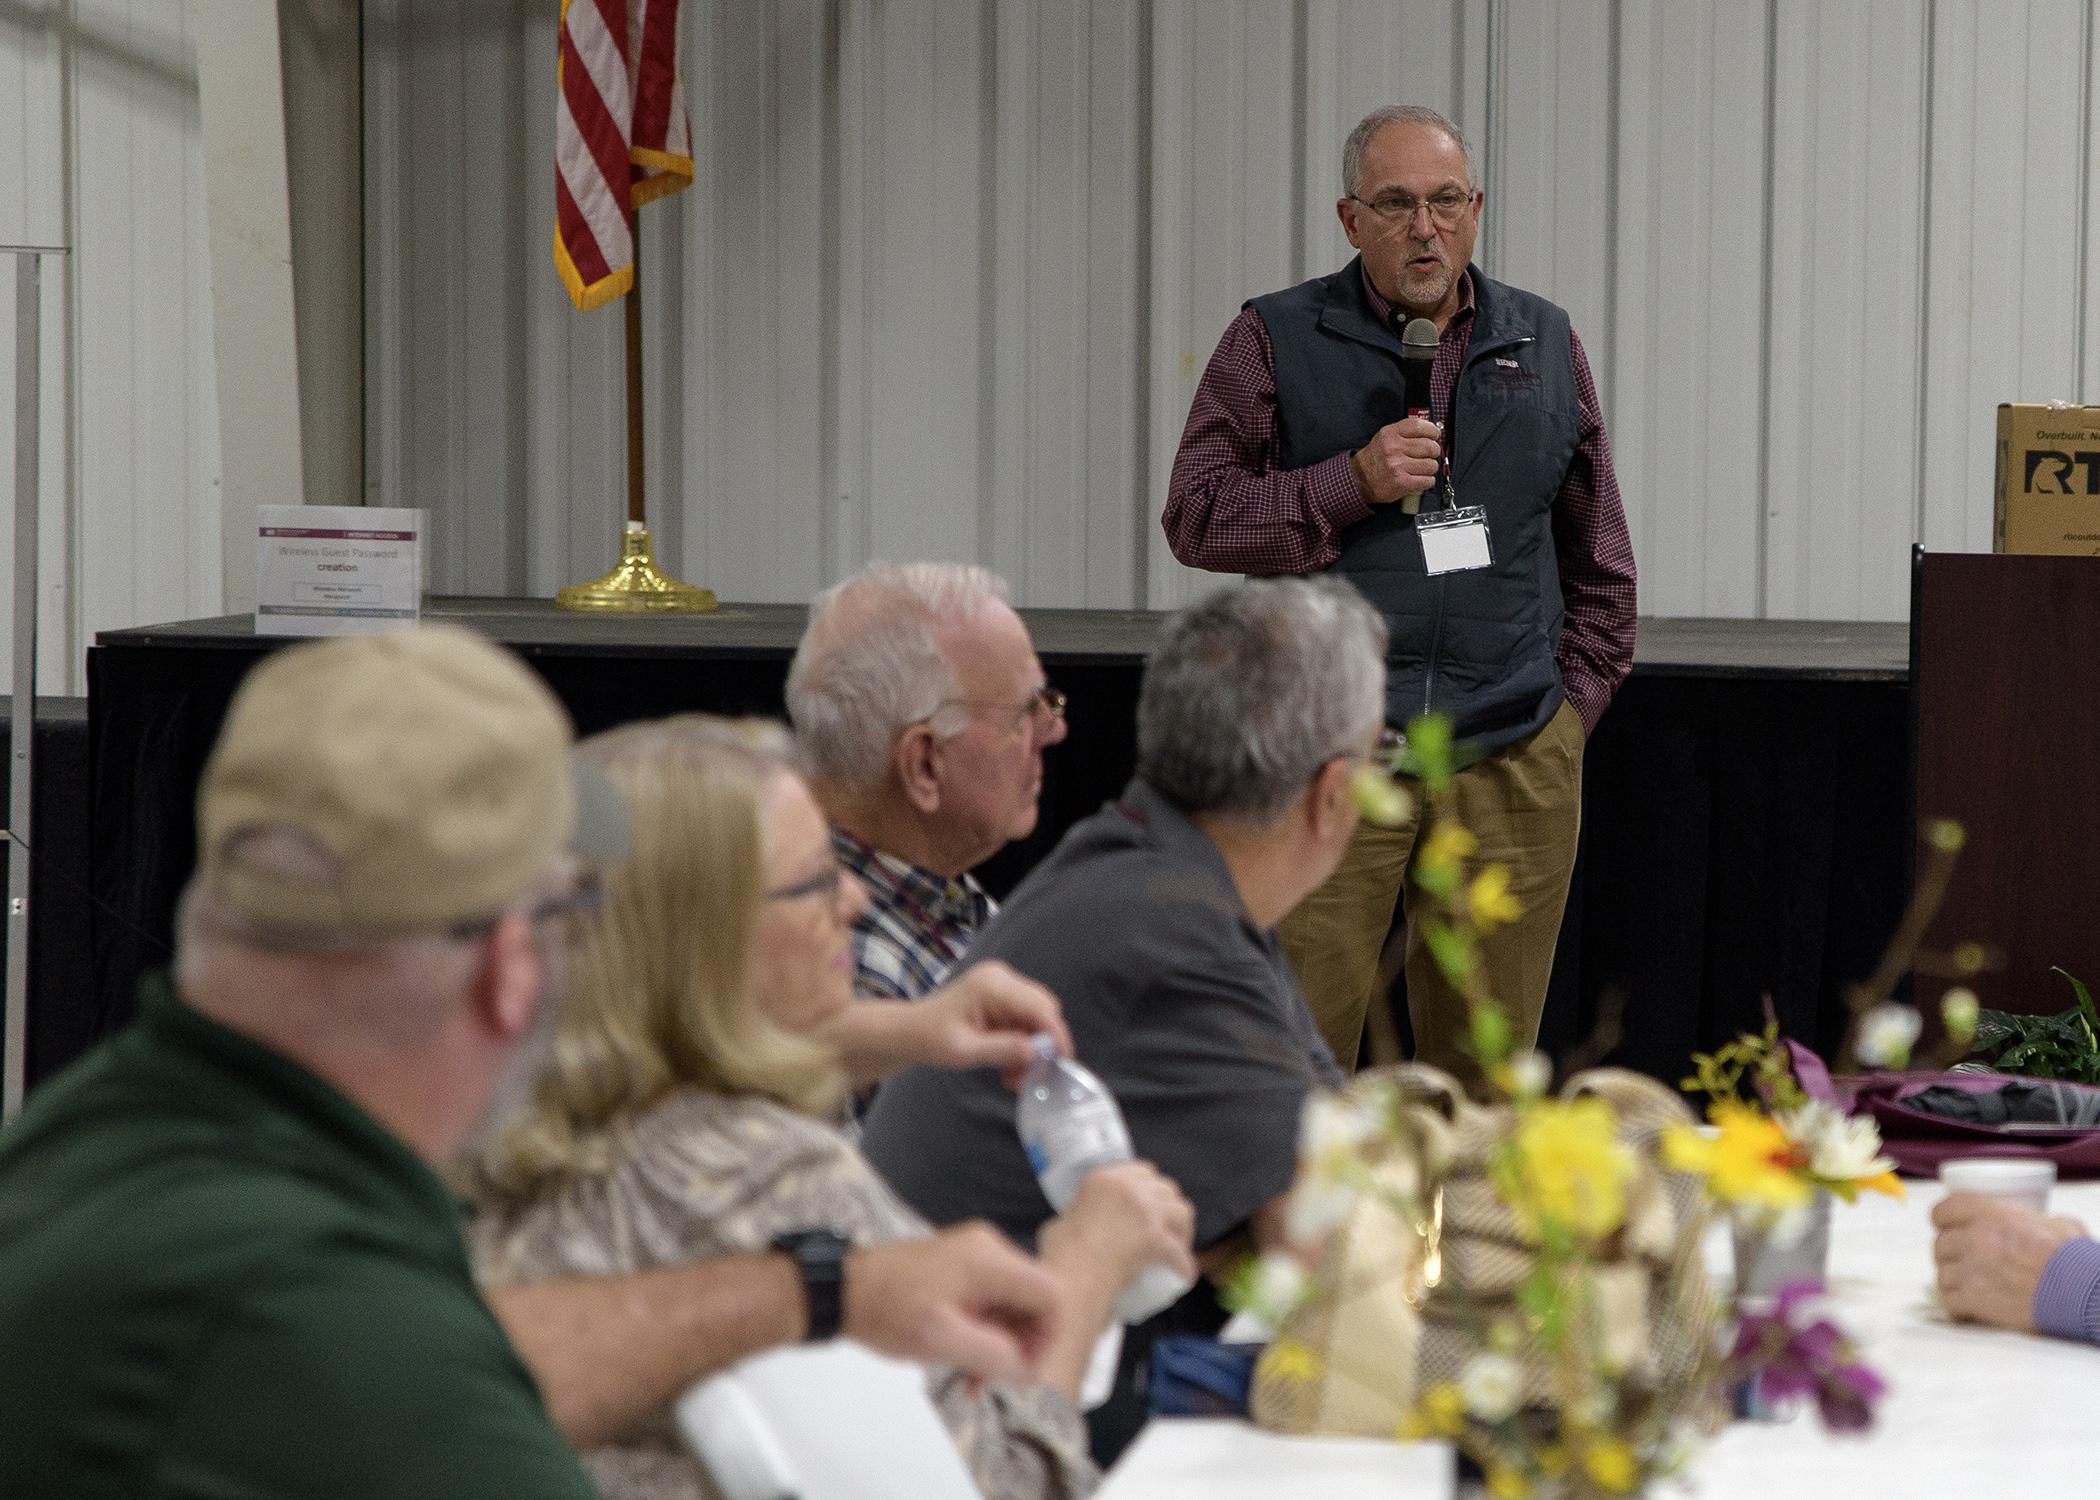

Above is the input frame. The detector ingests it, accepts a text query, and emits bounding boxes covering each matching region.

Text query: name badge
[1418,505,1493,575]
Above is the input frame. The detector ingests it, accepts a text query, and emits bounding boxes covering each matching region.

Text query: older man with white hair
[787,562,1070,1004]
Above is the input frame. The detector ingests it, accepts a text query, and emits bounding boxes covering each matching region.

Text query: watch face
[777,1229,850,1264]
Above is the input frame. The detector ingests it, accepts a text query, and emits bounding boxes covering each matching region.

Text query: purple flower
[1730,1279,1886,1434]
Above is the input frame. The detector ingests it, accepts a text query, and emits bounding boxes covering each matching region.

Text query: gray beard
[456,938,566,1168]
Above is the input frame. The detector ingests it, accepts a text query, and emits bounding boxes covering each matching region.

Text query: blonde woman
[469,716,1193,1500]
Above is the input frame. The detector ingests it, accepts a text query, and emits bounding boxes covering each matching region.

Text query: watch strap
[772,1229,849,1343]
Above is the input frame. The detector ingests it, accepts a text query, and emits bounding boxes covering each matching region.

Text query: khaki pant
[1279,700,1585,1089]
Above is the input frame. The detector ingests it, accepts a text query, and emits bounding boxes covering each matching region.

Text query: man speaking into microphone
[1161,104,1635,1090]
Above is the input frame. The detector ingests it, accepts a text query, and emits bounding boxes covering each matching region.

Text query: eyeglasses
[939,684,1068,735]
[763,861,848,904]
[1350,188,1475,230]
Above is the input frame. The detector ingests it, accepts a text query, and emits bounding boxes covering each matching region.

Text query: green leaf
[1424,919,1476,987]
[2056,967,2099,1033]
[1516,1265,1570,1348]
[1399,714,1456,793]
[1414,859,1461,902]
[1469,1003,1515,1068]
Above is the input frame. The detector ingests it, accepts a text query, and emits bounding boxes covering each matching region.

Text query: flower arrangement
[1663,1026,1903,1221]
[1234,714,1906,1498]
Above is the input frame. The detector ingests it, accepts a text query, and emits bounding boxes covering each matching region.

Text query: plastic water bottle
[1016,1035,1193,1323]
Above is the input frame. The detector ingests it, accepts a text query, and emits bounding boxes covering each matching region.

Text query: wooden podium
[1914,550,2100,1015]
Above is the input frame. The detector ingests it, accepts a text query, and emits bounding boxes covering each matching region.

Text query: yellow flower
[1534,1443,1571,1479]
[1662,1102,1813,1215]
[1496,1097,1636,1242]
[1418,821,1477,872]
[1581,1437,1640,1494]
[1467,865,1523,931]
[1257,1338,1324,1387]
[1411,1381,1466,1438]
[1484,1462,1532,1499]
[1857,1169,1905,1200]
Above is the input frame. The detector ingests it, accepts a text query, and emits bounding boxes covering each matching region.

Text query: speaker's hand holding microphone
[1351,315,1443,510]
[1351,418,1442,507]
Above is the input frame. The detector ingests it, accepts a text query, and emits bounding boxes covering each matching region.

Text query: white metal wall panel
[1482,0,1611,351]
[360,0,2100,625]
[1610,0,1769,618]
[1764,0,1928,621]
[1921,0,2094,555]
[1145,0,1298,609]
[2088,5,2100,403]
[675,0,828,603]
[0,2,220,696]
[0,0,71,696]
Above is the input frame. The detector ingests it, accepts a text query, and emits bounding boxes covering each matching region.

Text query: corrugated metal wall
[1,0,221,695]
[365,0,2100,622]
[8,0,2100,701]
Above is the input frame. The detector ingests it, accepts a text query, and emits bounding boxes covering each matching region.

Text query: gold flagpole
[557,211,716,613]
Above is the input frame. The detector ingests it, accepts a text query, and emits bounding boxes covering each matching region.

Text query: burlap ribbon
[1251,1064,1716,1439]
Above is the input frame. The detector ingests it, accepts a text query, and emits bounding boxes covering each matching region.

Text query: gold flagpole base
[555,522,718,613]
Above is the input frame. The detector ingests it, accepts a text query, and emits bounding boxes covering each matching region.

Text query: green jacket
[0,973,596,1500]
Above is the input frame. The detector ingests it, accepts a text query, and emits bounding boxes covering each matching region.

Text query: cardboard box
[1996,403,2100,555]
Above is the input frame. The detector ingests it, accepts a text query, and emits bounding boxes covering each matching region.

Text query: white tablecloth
[1102,1181,2100,1498]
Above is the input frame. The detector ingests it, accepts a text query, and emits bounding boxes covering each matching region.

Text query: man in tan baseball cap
[0,625,1069,1500]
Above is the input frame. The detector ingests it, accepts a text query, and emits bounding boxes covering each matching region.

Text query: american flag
[554,0,693,312]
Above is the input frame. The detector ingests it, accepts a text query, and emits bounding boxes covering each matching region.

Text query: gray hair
[786,561,1014,788]
[1342,104,1473,196]
[1137,578,1387,822]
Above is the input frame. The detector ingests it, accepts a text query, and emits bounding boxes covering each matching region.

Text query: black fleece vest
[1250,260,1579,753]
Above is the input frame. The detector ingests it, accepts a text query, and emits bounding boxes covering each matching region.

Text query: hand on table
[1930,1191,2087,1332]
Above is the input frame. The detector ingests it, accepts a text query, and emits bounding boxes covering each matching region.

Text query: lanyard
[1401,314,1462,511]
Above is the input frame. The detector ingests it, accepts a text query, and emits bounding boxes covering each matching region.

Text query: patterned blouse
[469,1088,1098,1500]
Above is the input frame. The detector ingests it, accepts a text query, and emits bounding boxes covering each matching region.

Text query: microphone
[1400,318,1438,514]
[1400,317,1438,419]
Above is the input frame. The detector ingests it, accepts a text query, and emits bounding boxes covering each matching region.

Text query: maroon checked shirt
[1162,266,1636,734]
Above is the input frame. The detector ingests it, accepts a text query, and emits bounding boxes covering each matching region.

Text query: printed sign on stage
[254,505,425,637]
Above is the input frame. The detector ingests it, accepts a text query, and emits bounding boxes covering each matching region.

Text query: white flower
[1782,1100,1895,1184]
[1242,1251,1312,1327]
[1459,1352,1523,1423]
[1652,1420,1702,1477]
[1297,1089,1383,1165]
[1854,1003,1923,1069]
[1505,1050,1551,1099]
[1283,1178,1360,1243]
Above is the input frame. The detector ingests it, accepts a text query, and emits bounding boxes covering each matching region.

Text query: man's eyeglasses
[1350,188,1475,230]
[938,684,1068,735]
[763,861,848,904]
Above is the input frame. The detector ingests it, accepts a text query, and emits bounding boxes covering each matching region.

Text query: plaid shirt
[833,830,995,1001]
[1162,266,1636,733]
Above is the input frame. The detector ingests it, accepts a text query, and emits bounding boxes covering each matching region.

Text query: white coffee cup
[1938,1157,2056,1213]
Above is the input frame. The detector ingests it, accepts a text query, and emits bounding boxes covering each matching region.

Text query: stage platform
[45,602,1911,1093]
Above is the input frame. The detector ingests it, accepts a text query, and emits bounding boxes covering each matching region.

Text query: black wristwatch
[772,1229,851,1343]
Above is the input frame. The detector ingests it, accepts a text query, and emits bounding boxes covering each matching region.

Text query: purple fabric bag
[1787,1044,2100,1178]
